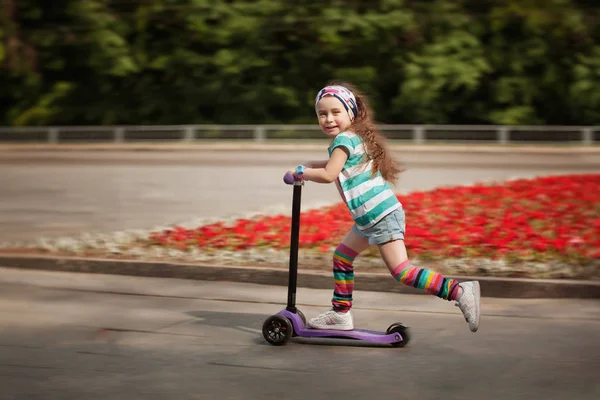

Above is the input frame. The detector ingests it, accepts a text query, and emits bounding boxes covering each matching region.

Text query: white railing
[0,124,597,145]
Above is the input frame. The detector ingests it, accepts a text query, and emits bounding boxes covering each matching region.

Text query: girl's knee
[335,243,359,260]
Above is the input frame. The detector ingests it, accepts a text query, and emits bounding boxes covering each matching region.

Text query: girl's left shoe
[456,281,481,332]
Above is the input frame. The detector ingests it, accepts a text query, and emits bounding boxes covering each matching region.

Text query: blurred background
[0,3,599,399]
[1,0,600,128]
[1,0,599,243]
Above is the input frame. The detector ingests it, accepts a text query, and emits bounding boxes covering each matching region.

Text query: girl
[288,81,481,333]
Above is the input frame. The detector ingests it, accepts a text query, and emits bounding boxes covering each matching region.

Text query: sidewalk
[2,266,599,318]
[1,141,599,154]
[1,253,599,299]
[2,266,598,400]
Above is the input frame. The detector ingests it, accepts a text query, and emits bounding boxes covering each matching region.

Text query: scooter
[261,173,411,347]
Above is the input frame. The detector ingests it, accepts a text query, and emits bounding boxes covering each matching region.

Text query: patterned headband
[314,85,359,121]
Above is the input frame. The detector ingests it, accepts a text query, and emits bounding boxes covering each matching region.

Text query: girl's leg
[378,239,481,332]
[378,239,461,300]
[331,228,370,312]
[308,227,370,330]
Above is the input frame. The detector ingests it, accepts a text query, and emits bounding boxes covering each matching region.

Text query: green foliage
[13,81,73,126]
[569,46,600,123]
[0,0,599,125]
[392,1,491,123]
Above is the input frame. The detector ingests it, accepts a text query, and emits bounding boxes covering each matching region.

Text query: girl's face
[316,96,352,138]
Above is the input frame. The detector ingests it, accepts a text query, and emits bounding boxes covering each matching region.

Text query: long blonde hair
[327,80,403,184]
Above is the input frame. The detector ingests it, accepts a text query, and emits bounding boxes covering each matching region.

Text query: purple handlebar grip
[283,173,295,185]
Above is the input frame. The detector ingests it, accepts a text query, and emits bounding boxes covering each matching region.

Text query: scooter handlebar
[283,173,297,185]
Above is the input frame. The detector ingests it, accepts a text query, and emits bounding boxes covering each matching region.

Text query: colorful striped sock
[331,243,358,312]
[391,260,460,301]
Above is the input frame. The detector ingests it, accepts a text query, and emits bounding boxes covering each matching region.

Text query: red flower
[148,174,600,264]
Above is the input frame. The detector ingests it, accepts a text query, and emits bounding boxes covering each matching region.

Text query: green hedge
[2,0,599,126]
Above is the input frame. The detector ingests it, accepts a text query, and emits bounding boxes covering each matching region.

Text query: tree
[1,0,599,126]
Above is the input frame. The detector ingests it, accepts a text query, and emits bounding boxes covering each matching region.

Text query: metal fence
[0,124,597,145]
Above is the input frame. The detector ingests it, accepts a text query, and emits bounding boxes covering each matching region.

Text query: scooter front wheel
[262,315,293,346]
[387,322,411,348]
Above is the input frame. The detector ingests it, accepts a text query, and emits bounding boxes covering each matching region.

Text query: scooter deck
[278,310,403,344]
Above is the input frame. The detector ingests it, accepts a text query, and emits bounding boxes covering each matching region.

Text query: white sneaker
[308,309,354,331]
[455,281,481,332]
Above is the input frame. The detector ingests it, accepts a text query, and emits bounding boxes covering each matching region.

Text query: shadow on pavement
[185,310,406,349]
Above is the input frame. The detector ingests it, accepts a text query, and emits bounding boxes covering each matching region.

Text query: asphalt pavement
[1,267,599,400]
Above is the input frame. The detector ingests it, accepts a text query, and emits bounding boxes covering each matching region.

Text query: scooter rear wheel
[262,315,293,346]
[387,322,411,348]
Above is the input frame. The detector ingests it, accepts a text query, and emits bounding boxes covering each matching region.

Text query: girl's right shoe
[308,309,354,330]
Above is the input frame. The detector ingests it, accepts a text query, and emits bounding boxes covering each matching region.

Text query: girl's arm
[304,160,329,169]
[299,148,349,184]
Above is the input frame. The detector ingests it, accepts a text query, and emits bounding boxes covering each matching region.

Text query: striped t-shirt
[328,131,401,230]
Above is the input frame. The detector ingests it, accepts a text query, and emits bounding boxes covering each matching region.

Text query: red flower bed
[149,174,600,264]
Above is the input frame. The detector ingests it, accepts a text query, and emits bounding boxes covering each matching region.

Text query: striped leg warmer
[391,260,460,301]
[331,243,358,312]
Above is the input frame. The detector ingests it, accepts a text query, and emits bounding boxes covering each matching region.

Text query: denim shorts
[351,207,406,246]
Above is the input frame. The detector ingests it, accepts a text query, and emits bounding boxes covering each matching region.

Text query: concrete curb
[1,142,599,154]
[0,254,598,299]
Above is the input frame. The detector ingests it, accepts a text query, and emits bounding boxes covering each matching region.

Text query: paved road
[1,149,599,243]
[0,268,599,400]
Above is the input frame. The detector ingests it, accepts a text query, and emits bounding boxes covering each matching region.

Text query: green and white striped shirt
[328,131,401,230]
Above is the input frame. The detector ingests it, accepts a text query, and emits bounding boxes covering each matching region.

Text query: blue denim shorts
[351,207,406,246]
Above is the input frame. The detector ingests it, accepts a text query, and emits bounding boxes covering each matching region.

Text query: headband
[314,85,359,121]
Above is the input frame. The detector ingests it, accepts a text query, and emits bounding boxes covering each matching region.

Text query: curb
[1,142,599,154]
[0,254,599,299]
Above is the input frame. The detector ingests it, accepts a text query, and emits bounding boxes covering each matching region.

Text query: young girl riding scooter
[288,81,481,333]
